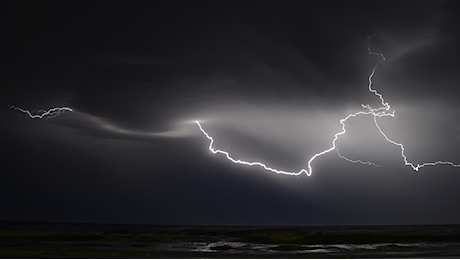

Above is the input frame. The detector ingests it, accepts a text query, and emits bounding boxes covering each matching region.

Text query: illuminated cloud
[194,34,459,176]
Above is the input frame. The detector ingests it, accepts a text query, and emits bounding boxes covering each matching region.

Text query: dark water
[1,221,460,258]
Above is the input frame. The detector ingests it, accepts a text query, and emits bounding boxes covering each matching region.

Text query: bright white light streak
[196,34,460,175]
[336,149,382,168]
[9,104,72,119]
[373,116,460,171]
[196,121,307,176]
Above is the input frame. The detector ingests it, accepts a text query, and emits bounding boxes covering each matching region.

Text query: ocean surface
[1,221,460,258]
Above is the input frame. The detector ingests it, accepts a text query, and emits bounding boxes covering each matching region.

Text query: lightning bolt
[9,104,72,119]
[196,121,307,176]
[9,35,458,174]
[196,34,460,175]
[336,149,382,168]
[373,116,460,171]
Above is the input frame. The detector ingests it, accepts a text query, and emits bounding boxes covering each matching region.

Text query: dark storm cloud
[62,0,451,135]
[2,0,460,225]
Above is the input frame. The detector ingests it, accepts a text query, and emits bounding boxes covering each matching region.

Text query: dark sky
[2,0,460,226]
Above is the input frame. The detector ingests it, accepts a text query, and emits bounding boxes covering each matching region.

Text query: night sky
[2,0,460,226]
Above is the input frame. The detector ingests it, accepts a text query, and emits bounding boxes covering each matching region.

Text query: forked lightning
[196,34,460,175]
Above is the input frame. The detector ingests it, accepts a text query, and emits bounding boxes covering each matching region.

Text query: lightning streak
[9,104,72,119]
[373,116,460,171]
[196,109,393,176]
[336,149,382,168]
[196,34,460,175]
[196,121,307,175]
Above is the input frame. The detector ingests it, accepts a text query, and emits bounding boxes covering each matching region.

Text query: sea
[1,221,460,258]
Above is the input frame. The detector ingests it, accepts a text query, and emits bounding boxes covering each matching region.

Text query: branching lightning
[373,116,460,171]
[196,34,460,175]
[9,34,458,175]
[9,104,72,119]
